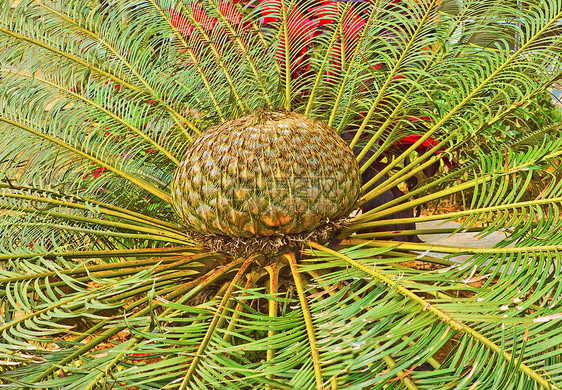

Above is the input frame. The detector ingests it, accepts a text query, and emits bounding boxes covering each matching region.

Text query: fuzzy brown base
[185,217,350,258]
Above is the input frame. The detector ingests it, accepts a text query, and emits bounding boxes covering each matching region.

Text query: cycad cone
[171,111,361,239]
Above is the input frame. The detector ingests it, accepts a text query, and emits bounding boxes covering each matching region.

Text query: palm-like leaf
[1,0,562,388]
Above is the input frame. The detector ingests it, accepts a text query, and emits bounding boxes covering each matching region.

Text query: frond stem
[179,255,256,389]
[328,5,377,129]
[304,3,351,118]
[355,170,491,223]
[39,3,199,139]
[307,269,422,390]
[353,226,488,239]
[3,69,180,164]
[0,182,180,231]
[348,196,562,233]
[350,0,439,149]
[0,26,137,91]
[265,261,280,389]
[222,270,262,344]
[0,255,203,297]
[360,5,562,193]
[307,241,552,390]
[283,251,324,390]
[0,245,198,262]
[16,222,189,244]
[208,2,273,109]
[0,203,186,241]
[338,239,562,256]
[26,255,247,386]
[0,116,172,202]
[178,3,248,114]
[0,290,92,336]
[1,189,184,235]
[148,0,225,121]
[281,0,291,111]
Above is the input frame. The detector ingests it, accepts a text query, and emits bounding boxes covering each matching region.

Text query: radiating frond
[1,0,562,389]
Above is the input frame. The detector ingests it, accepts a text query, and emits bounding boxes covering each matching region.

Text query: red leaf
[169,8,193,35]
[394,134,437,149]
[308,1,338,26]
[192,3,218,30]
[169,5,217,36]
[286,7,315,44]
[218,0,244,25]
[406,116,431,122]
[259,0,281,23]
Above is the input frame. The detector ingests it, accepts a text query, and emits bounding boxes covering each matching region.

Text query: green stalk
[355,0,464,166]
[307,269,422,390]
[341,239,562,255]
[208,1,273,109]
[354,151,468,218]
[304,2,346,117]
[179,255,255,389]
[4,69,181,163]
[355,68,432,167]
[0,116,171,202]
[353,226,488,239]
[307,241,552,390]
[349,196,562,233]
[281,0,291,111]
[223,270,262,344]
[0,253,205,287]
[359,5,562,196]
[265,262,280,390]
[38,3,200,138]
[25,256,247,386]
[8,222,188,244]
[0,245,198,262]
[283,252,324,390]
[106,269,201,304]
[328,5,377,129]
[178,3,248,114]
[0,182,181,231]
[349,0,439,149]
[358,133,453,202]
[329,244,471,268]
[0,202,186,240]
[0,290,92,335]
[352,173,494,225]
[147,0,225,121]
[0,26,137,91]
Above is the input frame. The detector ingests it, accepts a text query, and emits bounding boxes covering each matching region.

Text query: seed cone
[171,111,361,239]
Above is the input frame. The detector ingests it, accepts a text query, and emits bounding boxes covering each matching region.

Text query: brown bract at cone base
[185,215,351,257]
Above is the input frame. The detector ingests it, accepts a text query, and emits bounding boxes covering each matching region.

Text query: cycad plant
[1,0,562,389]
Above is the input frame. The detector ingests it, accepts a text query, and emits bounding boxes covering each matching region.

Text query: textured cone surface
[171,111,361,238]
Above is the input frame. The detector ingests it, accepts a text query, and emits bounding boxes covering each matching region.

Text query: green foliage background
[1,0,562,389]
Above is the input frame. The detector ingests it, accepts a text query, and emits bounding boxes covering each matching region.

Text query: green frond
[2,0,562,389]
